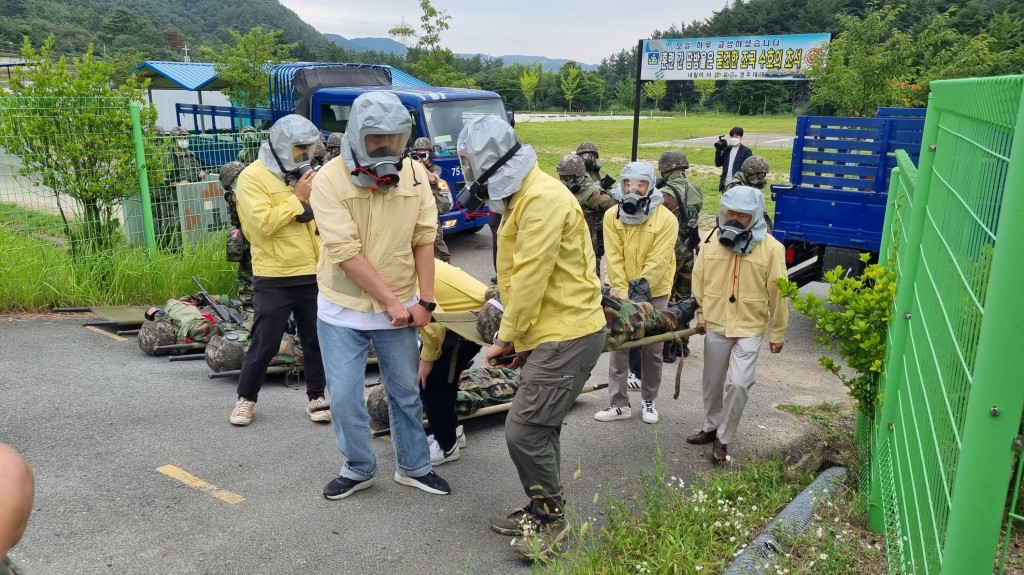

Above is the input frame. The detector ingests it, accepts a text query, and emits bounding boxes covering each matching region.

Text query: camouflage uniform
[414,137,453,263]
[576,141,615,191]
[558,153,617,273]
[221,161,253,306]
[724,156,773,232]
[658,151,704,360]
[156,127,204,251]
[237,126,261,165]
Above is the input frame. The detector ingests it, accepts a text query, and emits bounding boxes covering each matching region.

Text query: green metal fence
[871,76,1024,574]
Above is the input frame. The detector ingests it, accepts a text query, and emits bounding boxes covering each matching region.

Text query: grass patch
[778,402,859,471]
[531,437,804,574]
[515,113,796,220]
[0,224,236,311]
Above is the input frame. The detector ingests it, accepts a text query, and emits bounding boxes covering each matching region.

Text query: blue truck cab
[177,62,511,234]
[308,85,510,234]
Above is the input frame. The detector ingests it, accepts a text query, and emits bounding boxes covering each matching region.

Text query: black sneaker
[393,471,451,495]
[323,476,374,500]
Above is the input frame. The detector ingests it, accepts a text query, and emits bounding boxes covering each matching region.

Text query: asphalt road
[1,228,849,574]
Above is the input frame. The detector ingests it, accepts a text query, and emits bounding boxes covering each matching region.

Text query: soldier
[219,161,253,306]
[155,126,206,251]
[657,150,704,360]
[556,153,616,274]
[412,136,454,263]
[594,162,678,425]
[725,155,773,232]
[326,132,342,159]
[575,141,616,191]
[237,125,261,164]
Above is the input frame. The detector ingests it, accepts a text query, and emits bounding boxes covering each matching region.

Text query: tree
[642,79,667,114]
[694,79,718,111]
[403,0,475,88]
[0,35,160,256]
[807,6,911,116]
[519,66,540,109]
[203,27,297,108]
[559,63,582,113]
[614,78,635,110]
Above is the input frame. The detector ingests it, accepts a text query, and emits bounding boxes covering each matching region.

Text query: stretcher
[367,311,697,436]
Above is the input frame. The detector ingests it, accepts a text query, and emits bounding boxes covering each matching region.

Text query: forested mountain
[0,0,330,59]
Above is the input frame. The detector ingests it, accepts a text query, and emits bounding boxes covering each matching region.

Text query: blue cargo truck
[770,107,925,286]
[177,62,513,234]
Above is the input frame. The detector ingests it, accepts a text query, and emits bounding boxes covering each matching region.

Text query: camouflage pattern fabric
[476,289,503,344]
[138,319,177,356]
[660,171,703,303]
[601,294,679,352]
[166,150,203,184]
[165,299,223,344]
[456,367,521,415]
[1,556,24,575]
[577,174,618,269]
[237,144,260,165]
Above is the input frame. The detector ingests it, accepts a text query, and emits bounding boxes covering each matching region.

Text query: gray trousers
[505,330,605,512]
[608,295,668,407]
[701,330,763,445]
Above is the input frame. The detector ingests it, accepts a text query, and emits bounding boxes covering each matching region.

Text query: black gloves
[599,174,616,190]
[668,297,698,326]
[628,278,653,304]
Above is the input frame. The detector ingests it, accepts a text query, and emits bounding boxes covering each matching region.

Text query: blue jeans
[317,321,432,481]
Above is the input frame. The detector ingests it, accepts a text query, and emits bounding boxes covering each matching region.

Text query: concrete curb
[722,466,848,575]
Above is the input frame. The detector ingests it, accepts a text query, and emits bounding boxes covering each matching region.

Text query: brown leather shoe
[712,439,728,464]
[686,429,718,445]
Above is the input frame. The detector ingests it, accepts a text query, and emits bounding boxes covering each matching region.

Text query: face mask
[728,137,740,147]
[352,158,402,191]
[269,138,318,187]
[241,132,260,144]
[747,171,767,188]
[176,139,189,149]
[583,158,602,172]
[560,176,582,195]
[718,218,753,251]
[457,142,523,213]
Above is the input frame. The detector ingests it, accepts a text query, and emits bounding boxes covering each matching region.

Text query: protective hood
[456,115,537,202]
[341,91,411,188]
[258,114,322,180]
[610,161,664,225]
[716,185,768,255]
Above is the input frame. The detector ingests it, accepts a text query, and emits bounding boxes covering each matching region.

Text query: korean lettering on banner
[640,33,829,81]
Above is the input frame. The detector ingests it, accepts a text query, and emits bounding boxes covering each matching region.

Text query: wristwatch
[493,334,511,348]
[417,298,437,312]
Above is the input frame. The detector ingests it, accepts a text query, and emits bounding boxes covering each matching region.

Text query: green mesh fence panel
[872,76,1024,575]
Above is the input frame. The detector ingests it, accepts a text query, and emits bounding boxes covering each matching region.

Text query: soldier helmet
[327,132,342,150]
[413,136,432,150]
[169,126,188,136]
[240,125,257,134]
[138,319,176,356]
[741,155,770,176]
[366,386,390,429]
[204,335,247,372]
[658,150,689,174]
[556,153,586,177]
[476,287,504,345]
[154,125,167,137]
[219,161,246,192]
[575,141,599,157]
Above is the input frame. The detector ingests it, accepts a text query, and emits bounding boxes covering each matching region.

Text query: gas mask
[610,181,664,225]
[176,139,189,150]
[560,175,584,195]
[269,139,318,187]
[456,142,522,214]
[717,217,753,251]
[748,171,767,188]
[581,153,602,172]
[727,137,741,147]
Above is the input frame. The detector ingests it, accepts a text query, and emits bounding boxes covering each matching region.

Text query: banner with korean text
[640,33,830,81]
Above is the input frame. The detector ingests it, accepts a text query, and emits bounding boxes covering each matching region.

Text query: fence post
[867,96,940,534]
[129,103,156,262]
[941,80,1024,575]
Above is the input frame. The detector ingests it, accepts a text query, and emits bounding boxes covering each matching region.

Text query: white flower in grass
[820,553,829,560]
[695,566,703,571]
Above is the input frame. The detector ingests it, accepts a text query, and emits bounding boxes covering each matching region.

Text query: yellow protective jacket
[310,157,437,312]
[692,234,789,343]
[235,161,319,277]
[419,260,488,362]
[496,165,606,351]
[603,204,679,299]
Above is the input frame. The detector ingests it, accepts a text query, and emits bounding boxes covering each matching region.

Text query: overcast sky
[278,0,724,65]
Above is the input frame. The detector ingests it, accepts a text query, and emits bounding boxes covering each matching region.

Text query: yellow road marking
[85,326,126,341]
[156,465,245,504]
